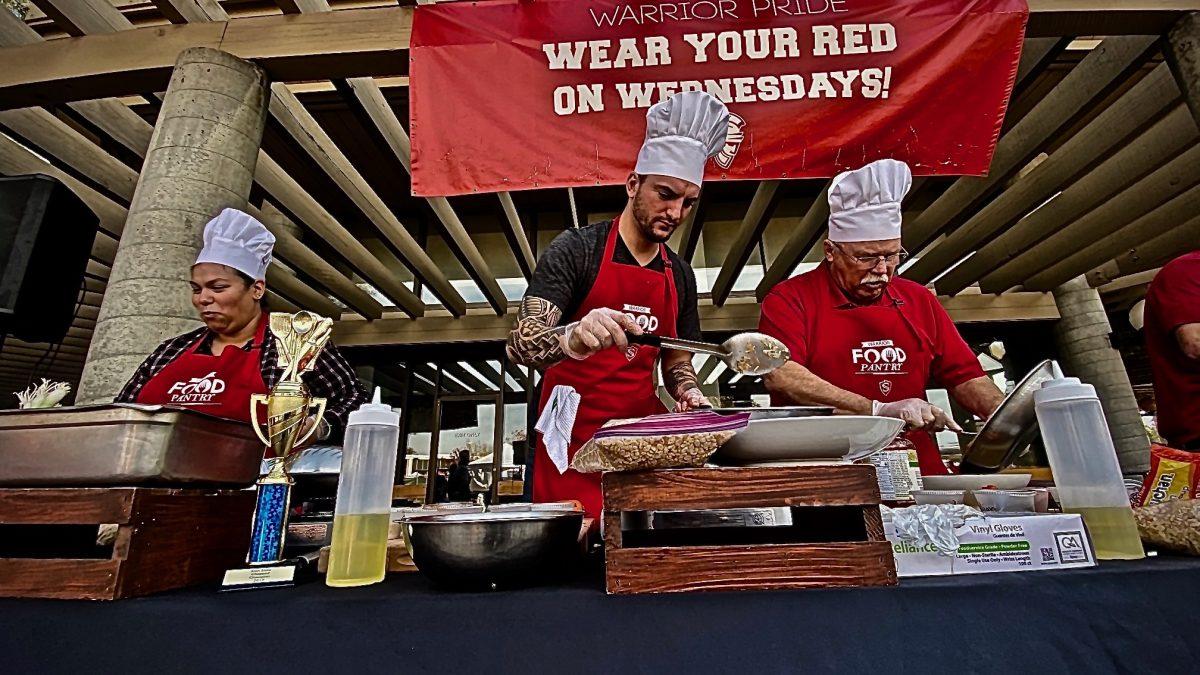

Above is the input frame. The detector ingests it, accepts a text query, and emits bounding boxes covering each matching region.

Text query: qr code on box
[1040,547,1056,563]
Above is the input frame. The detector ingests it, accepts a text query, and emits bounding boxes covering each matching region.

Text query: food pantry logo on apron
[851,339,908,376]
[166,371,227,404]
[623,303,660,361]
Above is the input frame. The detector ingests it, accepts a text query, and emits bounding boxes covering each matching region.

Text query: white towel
[535,385,580,474]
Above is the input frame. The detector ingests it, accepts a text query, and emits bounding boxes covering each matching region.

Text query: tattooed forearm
[663,352,701,401]
[506,296,567,371]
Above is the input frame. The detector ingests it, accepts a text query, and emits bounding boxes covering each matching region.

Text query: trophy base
[220,551,319,591]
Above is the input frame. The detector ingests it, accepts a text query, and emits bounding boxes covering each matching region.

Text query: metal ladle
[629,332,791,376]
[552,326,790,375]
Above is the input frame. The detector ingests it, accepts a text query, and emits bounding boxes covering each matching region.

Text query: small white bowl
[921,473,1032,491]
[912,489,967,505]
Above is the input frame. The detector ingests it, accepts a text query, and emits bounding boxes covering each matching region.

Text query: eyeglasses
[831,242,909,268]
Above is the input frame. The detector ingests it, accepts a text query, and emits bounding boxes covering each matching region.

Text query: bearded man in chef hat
[509,91,728,519]
[758,159,1006,476]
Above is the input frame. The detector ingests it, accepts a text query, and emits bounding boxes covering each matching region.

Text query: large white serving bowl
[921,473,1033,491]
[714,415,906,465]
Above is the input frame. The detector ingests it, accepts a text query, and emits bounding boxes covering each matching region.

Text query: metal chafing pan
[959,360,1057,474]
[0,403,265,486]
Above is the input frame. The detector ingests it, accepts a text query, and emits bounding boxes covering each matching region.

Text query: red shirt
[1144,251,1200,449]
[758,263,985,474]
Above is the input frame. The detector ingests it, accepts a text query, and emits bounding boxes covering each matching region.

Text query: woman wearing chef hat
[757,159,1006,475]
[115,208,367,444]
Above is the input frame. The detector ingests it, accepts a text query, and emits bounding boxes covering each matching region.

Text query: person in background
[1143,250,1200,450]
[116,208,366,445]
[447,449,472,502]
[506,91,728,519]
[757,159,1005,476]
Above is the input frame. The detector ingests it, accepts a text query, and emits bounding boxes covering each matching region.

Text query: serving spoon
[554,325,790,376]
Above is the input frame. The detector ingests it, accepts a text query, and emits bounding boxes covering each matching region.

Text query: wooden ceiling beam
[246,203,383,319]
[0,103,374,322]
[266,290,302,315]
[267,82,463,314]
[0,107,139,205]
[31,0,130,36]
[0,7,415,109]
[711,180,782,306]
[334,76,506,314]
[1099,268,1160,294]
[498,192,536,280]
[266,267,343,318]
[0,130,129,239]
[1103,208,1200,280]
[152,0,226,24]
[901,36,1160,257]
[978,107,1198,293]
[932,65,1186,295]
[755,181,830,301]
[1013,143,1200,292]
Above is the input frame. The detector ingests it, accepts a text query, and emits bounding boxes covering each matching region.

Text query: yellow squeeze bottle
[327,389,401,587]
[1033,375,1144,560]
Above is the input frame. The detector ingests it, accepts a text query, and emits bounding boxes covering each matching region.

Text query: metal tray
[959,360,1057,474]
[0,404,265,486]
[622,507,793,530]
[713,406,834,420]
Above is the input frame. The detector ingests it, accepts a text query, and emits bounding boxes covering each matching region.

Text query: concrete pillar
[1051,276,1150,473]
[1165,12,1200,126]
[77,48,269,403]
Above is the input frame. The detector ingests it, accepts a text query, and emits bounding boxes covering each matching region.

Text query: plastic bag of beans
[570,411,750,473]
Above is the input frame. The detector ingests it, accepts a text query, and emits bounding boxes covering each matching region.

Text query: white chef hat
[827,159,912,242]
[194,208,275,280]
[634,91,730,187]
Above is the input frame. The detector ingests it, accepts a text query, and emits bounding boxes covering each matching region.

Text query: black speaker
[0,174,100,343]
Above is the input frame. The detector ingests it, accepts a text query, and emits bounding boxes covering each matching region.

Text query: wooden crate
[602,465,897,594]
[0,487,255,600]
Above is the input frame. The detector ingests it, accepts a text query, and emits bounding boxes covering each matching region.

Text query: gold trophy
[223,311,332,589]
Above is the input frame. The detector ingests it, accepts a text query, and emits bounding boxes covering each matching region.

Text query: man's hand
[873,398,962,432]
[563,308,642,358]
[674,387,711,413]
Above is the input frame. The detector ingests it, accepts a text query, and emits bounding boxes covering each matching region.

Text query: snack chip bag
[1137,444,1200,507]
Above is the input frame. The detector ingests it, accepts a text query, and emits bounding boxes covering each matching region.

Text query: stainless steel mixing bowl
[404,510,584,590]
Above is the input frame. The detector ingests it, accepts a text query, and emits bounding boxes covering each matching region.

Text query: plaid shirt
[115,325,367,441]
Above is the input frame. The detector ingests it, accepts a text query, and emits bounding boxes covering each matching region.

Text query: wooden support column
[1051,276,1149,473]
[77,48,269,404]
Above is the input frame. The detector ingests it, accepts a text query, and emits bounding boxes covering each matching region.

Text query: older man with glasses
[757,159,1005,476]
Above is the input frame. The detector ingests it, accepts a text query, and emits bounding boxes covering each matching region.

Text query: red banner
[410,0,1027,197]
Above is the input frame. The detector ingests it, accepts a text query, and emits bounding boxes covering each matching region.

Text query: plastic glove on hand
[674,387,712,413]
[562,308,643,359]
[873,398,963,433]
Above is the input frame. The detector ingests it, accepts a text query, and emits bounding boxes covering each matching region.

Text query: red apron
[805,284,949,475]
[533,221,677,519]
[136,317,269,427]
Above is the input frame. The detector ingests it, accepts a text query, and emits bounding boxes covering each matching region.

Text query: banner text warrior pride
[409,0,1027,197]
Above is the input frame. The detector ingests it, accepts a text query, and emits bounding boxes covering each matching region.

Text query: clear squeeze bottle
[326,388,401,587]
[1033,376,1145,560]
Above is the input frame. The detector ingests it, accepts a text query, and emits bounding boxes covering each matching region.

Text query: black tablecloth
[1,556,1196,674]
